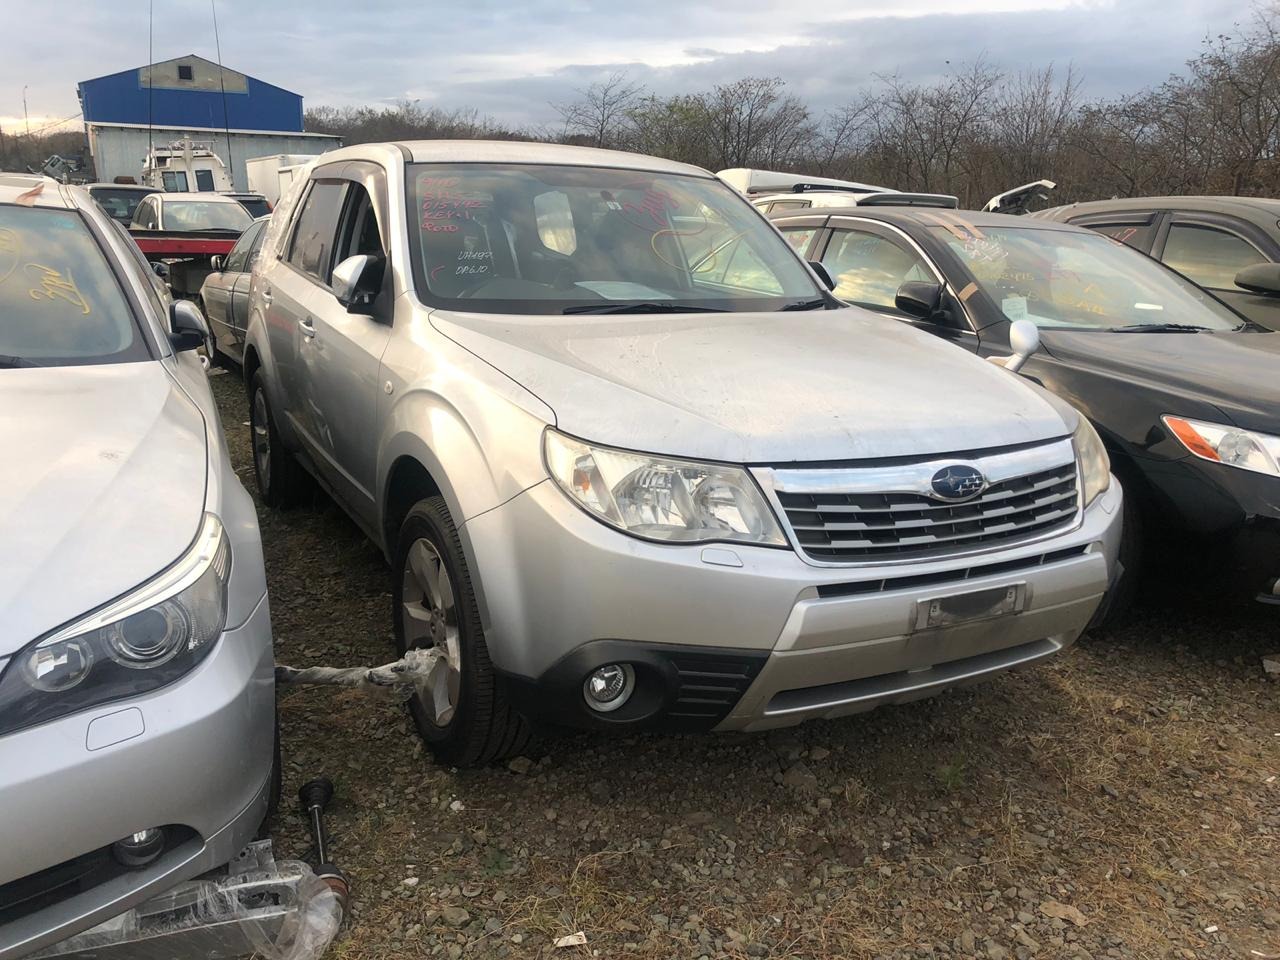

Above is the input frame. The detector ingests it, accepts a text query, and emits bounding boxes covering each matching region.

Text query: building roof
[79,55,300,98]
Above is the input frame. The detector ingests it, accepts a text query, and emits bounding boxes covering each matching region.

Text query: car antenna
[211,0,234,188]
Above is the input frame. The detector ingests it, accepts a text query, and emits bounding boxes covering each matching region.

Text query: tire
[249,369,308,508]
[393,496,530,767]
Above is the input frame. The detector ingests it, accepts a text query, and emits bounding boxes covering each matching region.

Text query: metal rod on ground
[299,778,349,914]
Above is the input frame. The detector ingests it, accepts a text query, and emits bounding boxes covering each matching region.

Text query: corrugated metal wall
[87,125,341,190]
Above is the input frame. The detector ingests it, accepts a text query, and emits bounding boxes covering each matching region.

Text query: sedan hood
[0,363,207,655]
[1041,329,1280,433]
[433,308,1070,463]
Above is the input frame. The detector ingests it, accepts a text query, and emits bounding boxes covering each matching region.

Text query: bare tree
[553,72,644,149]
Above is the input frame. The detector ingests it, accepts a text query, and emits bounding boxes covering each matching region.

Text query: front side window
[405,164,822,313]
[822,229,933,310]
[938,226,1242,331]
[161,200,252,233]
[0,205,148,365]
[224,220,265,273]
[288,180,347,282]
[1162,223,1267,291]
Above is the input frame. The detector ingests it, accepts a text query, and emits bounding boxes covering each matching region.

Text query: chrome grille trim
[756,439,1081,565]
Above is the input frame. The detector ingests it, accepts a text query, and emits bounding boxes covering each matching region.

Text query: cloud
[0,0,1248,134]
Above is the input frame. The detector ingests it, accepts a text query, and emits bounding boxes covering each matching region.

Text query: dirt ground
[209,370,1279,960]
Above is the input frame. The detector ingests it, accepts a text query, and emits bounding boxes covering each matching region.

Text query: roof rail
[791,182,877,195]
[856,192,959,209]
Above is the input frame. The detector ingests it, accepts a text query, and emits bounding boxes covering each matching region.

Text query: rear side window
[287,180,347,282]
[1162,223,1268,291]
[0,205,148,365]
[780,227,818,255]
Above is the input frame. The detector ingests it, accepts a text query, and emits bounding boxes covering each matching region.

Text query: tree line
[305,6,1280,208]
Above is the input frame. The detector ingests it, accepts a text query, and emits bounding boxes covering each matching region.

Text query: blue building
[78,55,339,189]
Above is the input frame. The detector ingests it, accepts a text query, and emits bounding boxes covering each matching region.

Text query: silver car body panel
[243,142,1120,736]
[0,179,274,959]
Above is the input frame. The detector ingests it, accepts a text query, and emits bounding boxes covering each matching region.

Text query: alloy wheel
[251,388,272,491]
[400,538,462,725]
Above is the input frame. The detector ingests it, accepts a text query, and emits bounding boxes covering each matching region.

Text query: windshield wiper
[1108,323,1211,333]
[0,354,41,369]
[563,302,727,315]
[779,298,830,311]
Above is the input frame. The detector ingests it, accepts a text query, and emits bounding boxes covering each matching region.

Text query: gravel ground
[210,370,1279,960]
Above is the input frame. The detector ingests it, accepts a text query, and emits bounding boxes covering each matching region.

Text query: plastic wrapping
[34,842,342,960]
[275,647,442,702]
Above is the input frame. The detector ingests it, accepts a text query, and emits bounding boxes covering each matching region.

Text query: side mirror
[210,255,224,272]
[169,300,209,353]
[808,260,836,292]
[152,261,170,279]
[1234,262,1280,296]
[332,254,381,312]
[895,280,943,320]
[1000,319,1041,373]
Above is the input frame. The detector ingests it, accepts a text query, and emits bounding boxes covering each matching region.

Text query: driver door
[303,163,394,529]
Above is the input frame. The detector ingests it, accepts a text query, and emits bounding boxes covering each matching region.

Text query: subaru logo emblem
[931,465,986,501]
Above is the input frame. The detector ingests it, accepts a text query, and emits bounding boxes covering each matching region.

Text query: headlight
[543,428,786,546]
[1073,417,1111,508]
[1163,416,1280,477]
[0,514,231,737]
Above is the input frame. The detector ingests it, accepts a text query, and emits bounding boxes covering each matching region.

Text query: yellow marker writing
[26,263,91,315]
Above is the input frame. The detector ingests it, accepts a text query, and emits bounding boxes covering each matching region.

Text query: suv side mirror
[169,300,209,353]
[808,261,836,291]
[895,281,943,320]
[1234,262,1280,296]
[332,254,382,312]
[998,319,1041,373]
[210,255,224,272]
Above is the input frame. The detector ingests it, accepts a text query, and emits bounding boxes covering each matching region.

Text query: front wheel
[393,496,530,767]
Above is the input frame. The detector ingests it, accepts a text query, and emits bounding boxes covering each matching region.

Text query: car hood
[432,308,1071,463]
[1041,329,1280,433]
[0,363,208,656]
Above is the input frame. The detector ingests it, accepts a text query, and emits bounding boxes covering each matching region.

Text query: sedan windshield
[936,226,1242,331]
[0,205,148,365]
[405,163,822,313]
[162,201,252,232]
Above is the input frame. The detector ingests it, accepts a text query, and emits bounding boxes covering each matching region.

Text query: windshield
[937,226,1242,331]
[0,205,148,366]
[162,200,252,232]
[88,187,148,224]
[405,163,821,313]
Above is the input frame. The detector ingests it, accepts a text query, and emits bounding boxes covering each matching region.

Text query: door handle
[299,316,316,339]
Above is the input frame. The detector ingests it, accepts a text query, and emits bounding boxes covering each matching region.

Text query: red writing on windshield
[420,176,488,231]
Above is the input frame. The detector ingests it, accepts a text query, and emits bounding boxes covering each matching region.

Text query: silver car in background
[244,142,1122,768]
[200,214,270,365]
[0,176,276,959]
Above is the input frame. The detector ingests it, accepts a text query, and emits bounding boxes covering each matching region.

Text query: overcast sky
[0,0,1248,134]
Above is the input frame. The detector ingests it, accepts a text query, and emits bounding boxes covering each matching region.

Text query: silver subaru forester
[0,176,275,959]
[244,141,1122,768]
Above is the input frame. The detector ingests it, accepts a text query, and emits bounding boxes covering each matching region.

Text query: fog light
[583,663,635,713]
[112,828,165,869]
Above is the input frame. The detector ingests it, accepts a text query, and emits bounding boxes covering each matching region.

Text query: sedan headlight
[0,514,231,737]
[1073,417,1111,508]
[1163,416,1280,477]
[543,428,786,546]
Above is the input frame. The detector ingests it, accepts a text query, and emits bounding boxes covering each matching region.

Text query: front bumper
[0,593,275,960]
[466,475,1123,732]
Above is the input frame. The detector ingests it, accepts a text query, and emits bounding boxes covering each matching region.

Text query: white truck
[141,138,233,193]
[245,154,321,206]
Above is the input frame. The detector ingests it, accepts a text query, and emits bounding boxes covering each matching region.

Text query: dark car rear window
[0,205,150,366]
[234,196,271,218]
